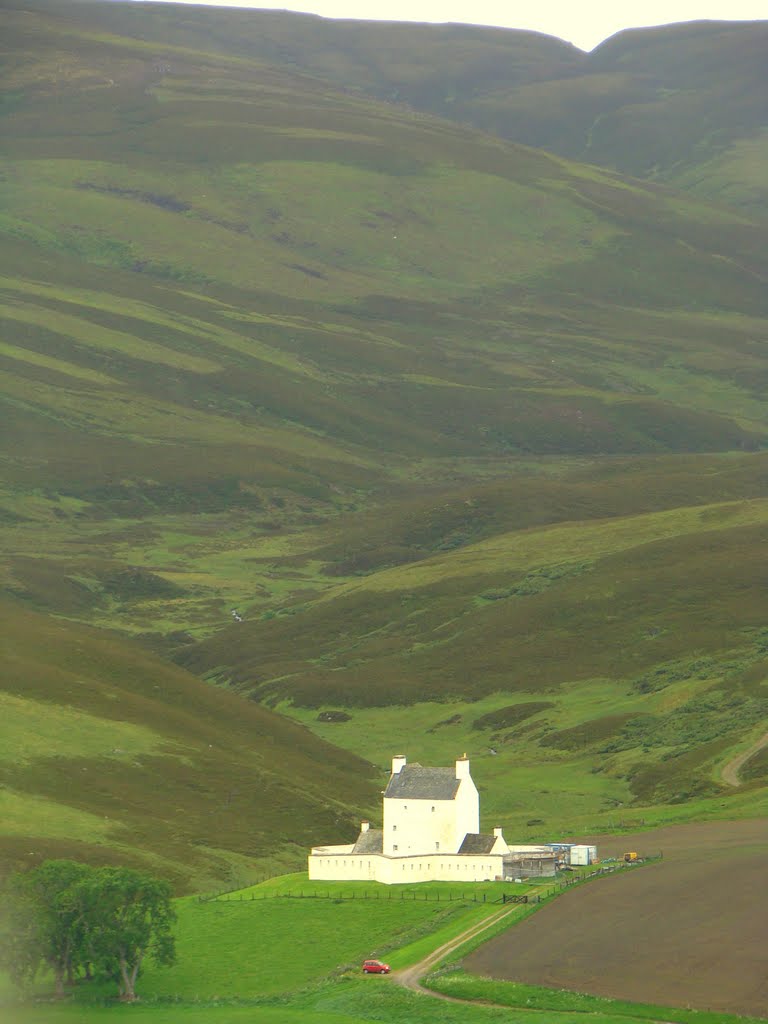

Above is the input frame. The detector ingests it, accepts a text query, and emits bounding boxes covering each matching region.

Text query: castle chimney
[455,753,470,779]
[361,820,370,833]
[493,826,504,839]
[392,754,407,774]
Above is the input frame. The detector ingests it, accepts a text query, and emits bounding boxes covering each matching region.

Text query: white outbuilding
[308,753,549,884]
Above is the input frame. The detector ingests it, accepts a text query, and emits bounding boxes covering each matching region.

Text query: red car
[362,959,390,974]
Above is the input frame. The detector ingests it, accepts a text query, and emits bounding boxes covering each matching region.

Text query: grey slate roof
[352,829,383,854]
[458,833,497,856]
[384,764,460,801]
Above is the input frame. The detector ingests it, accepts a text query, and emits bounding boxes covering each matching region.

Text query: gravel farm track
[721,731,768,787]
[464,819,768,1018]
[393,904,521,999]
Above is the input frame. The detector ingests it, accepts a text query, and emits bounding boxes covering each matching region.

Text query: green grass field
[2,867,764,1024]
[425,974,768,1024]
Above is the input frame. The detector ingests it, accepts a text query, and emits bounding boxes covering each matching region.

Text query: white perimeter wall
[308,852,503,884]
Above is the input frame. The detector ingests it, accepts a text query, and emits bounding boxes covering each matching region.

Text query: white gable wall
[382,756,480,856]
[383,796,456,855]
[453,773,480,849]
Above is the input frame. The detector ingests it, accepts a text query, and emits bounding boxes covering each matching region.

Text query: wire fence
[198,853,663,906]
[537,852,664,900]
[200,888,511,904]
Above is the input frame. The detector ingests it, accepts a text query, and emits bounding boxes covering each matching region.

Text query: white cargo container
[569,845,597,866]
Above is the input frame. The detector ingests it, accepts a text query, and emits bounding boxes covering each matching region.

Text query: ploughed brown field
[465,819,768,1017]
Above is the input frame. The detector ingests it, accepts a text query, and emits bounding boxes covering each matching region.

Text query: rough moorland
[1,1,767,879]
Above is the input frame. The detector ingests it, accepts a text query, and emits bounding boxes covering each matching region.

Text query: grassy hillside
[15,4,765,212]
[184,468,768,834]
[0,597,377,889]
[1,0,768,876]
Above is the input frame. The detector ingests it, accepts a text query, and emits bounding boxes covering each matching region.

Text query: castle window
[431,806,435,812]
[393,825,397,831]
[393,844,398,851]
[435,842,440,851]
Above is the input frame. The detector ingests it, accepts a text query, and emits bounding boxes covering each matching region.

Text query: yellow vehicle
[624,851,638,862]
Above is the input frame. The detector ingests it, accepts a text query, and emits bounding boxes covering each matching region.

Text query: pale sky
[135,0,767,51]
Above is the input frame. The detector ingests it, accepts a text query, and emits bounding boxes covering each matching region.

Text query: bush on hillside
[471,702,553,731]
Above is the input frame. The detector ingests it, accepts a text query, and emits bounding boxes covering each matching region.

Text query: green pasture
[2,870,764,1024]
[10,993,756,1024]
[110,894,466,998]
[424,974,767,1024]
[0,871,516,1005]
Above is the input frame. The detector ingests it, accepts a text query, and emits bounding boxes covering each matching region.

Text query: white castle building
[308,753,555,884]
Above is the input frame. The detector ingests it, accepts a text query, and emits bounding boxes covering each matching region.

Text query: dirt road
[721,729,768,786]
[391,904,520,998]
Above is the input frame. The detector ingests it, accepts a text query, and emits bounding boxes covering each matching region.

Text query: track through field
[391,904,520,999]
[721,730,768,786]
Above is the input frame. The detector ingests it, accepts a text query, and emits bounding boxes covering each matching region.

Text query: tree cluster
[0,860,176,1001]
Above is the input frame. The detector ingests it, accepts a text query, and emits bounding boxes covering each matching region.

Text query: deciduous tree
[79,867,176,1001]
[0,860,92,997]
[1,861,176,1001]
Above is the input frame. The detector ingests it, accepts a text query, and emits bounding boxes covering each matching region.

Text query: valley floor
[3,824,766,1023]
